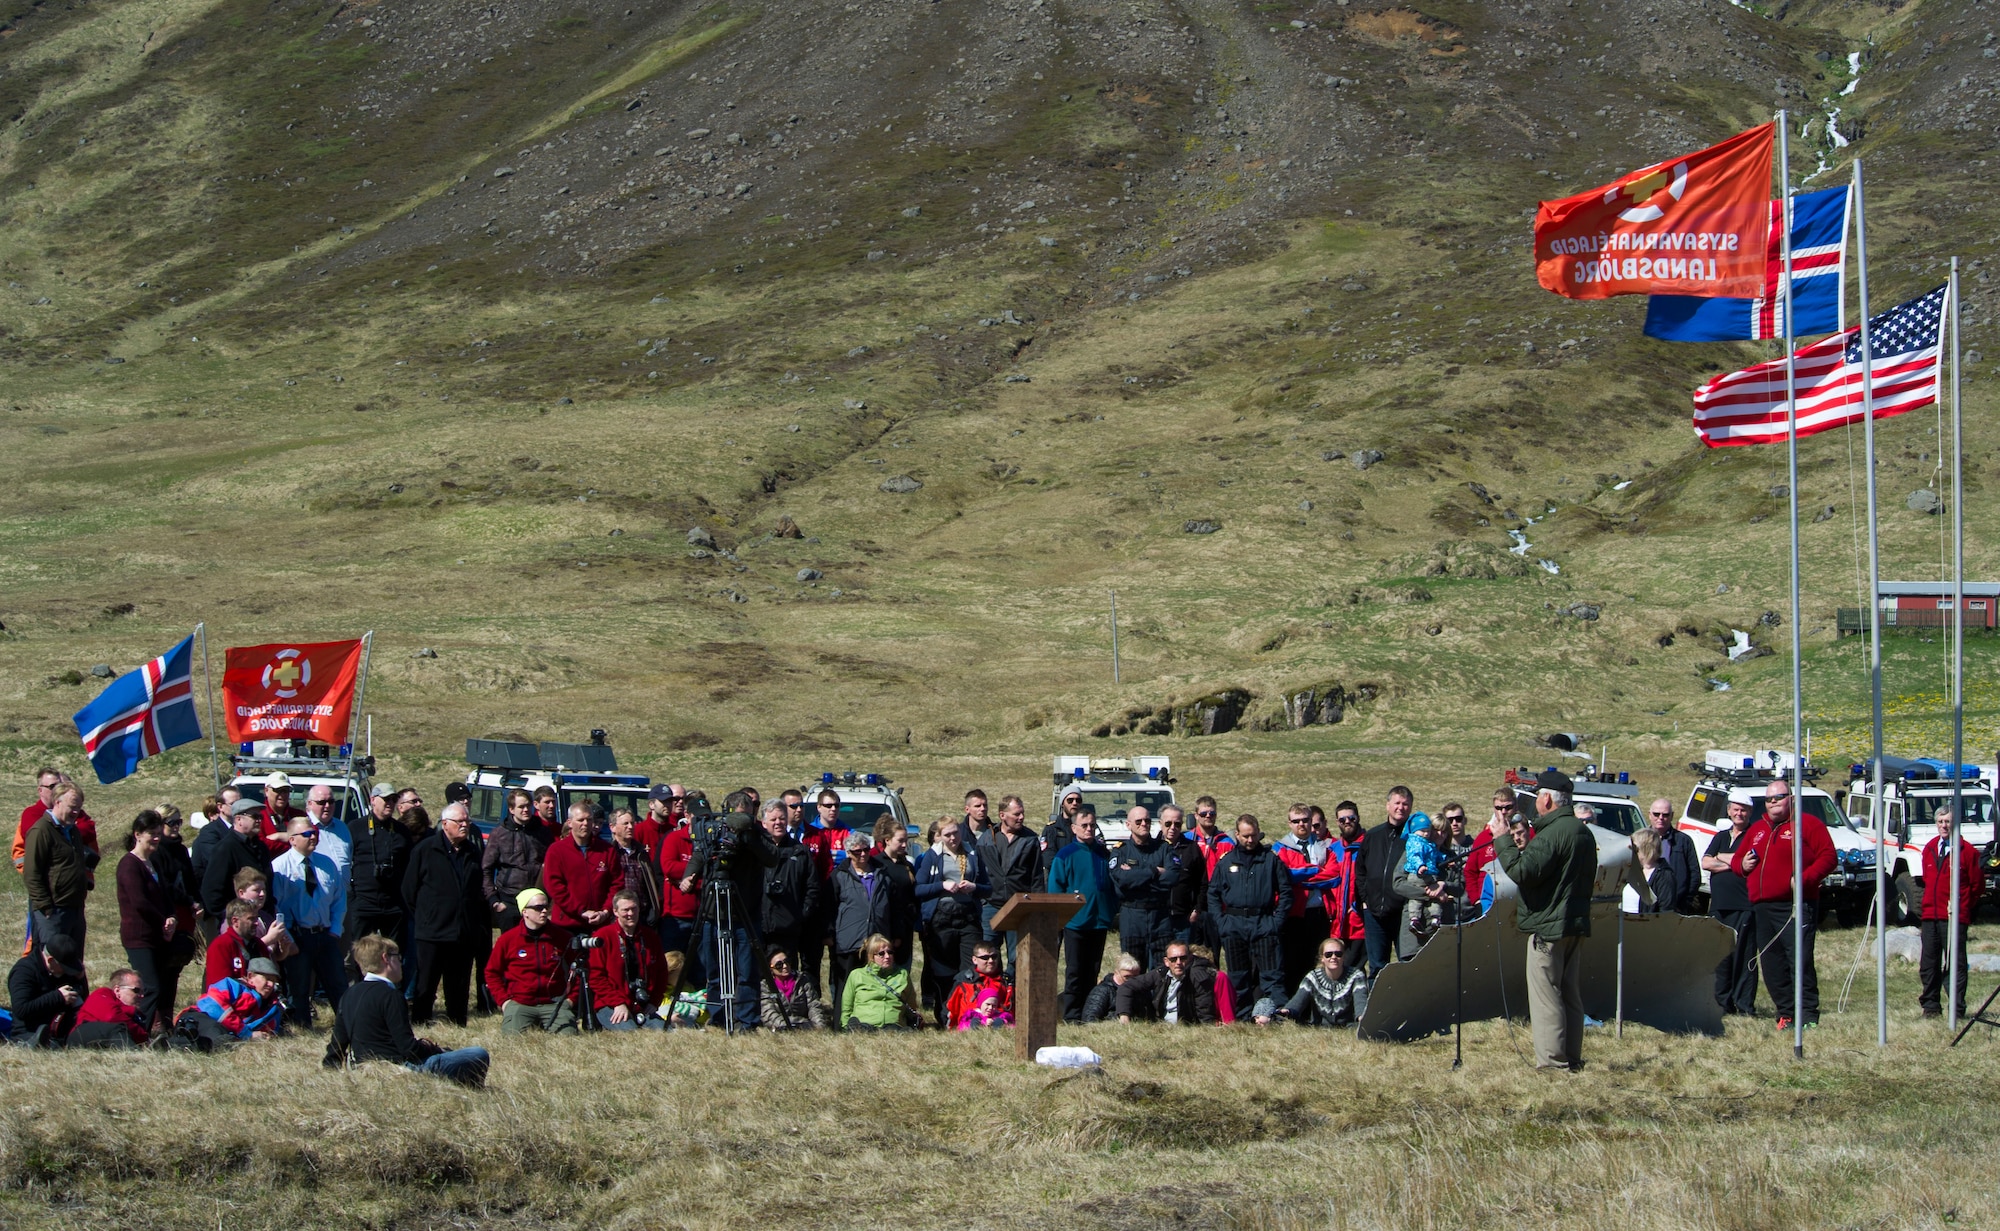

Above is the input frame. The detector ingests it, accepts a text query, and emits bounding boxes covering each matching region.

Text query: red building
[1879,581,2000,630]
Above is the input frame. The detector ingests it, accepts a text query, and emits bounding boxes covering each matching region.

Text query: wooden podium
[989,891,1085,1061]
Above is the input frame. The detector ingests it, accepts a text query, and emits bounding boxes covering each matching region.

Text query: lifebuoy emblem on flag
[261,648,312,698]
[1609,160,1688,223]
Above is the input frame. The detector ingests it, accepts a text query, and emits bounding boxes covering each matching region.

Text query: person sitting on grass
[1082,952,1143,1024]
[1276,941,1366,1027]
[662,951,709,1029]
[326,935,490,1087]
[841,933,921,1031]
[1187,943,1235,1022]
[483,890,577,1035]
[943,942,1013,1030]
[6,934,87,1047]
[589,890,672,1031]
[1114,941,1220,1025]
[759,947,831,1030]
[68,968,152,1049]
[187,957,285,1043]
[958,987,1012,1029]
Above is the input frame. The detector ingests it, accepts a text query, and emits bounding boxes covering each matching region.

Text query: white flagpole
[1778,114,1806,1060]
[1948,262,1964,1031]
[1855,158,1889,1048]
[198,622,221,795]
[346,631,375,782]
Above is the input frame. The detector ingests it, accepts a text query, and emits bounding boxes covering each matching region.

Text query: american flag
[72,634,203,784]
[1691,285,1947,447]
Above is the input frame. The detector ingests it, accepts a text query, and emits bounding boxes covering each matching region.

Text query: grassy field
[0,887,1995,1231]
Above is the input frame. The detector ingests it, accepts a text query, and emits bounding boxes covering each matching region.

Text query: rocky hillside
[0,0,1995,798]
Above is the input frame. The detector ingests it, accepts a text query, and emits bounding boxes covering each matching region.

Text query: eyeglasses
[1443,815,1465,823]
[818,802,837,809]
[1195,810,1216,818]
[1164,955,1190,963]
[115,983,142,996]
[785,802,804,809]
[973,953,1000,962]
[1649,810,1672,818]
[1320,951,1341,959]
[295,827,320,839]
[769,958,791,969]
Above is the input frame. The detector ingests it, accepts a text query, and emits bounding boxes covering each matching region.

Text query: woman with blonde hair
[840,933,921,1030]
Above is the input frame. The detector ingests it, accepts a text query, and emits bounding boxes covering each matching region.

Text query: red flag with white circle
[221,639,365,743]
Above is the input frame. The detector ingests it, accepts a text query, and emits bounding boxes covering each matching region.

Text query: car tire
[1893,869,1921,926]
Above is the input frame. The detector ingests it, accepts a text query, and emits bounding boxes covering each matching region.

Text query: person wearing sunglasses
[1275,941,1365,1027]
[759,945,831,1030]
[484,890,578,1034]
[271,815,348,1028]
[1647,798,1700,914]
[943,941,1013,1029]
[1114,941,1219,1025]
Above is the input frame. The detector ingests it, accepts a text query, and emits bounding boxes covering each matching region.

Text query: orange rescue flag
[1535,122,1773,300]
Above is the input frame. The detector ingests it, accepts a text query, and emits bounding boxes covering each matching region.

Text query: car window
[1909,794,1996,829]
[1078,789,1175,820]
[1580,800,1643,835]
[469,786,507,827]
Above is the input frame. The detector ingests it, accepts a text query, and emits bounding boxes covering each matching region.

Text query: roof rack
[231,752,375,778]
[466,737,620,774]
[1689,761,1823,786]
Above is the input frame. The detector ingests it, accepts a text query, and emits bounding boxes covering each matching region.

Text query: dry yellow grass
[1,884,1996,1230]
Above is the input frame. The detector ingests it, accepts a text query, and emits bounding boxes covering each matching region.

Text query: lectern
[989,891,1085,1061]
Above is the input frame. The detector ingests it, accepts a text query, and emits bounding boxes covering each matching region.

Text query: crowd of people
[5,761,1980,1077]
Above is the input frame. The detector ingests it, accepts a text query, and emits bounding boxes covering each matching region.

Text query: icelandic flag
[1645,184,1850,342]
[72,634,203,784]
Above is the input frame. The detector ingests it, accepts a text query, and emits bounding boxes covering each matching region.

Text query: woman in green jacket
[841,933,921,1030]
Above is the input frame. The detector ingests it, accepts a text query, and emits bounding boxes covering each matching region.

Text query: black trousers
[1920,918,1970,1016]
[1117,906,1173,973]
[828,946,866,1012]
[922,916,980,1019]
[124,943,192,1035]
[343,909,405,982]
[1059,928,1108,1023]
[414,937,489,1027]
[1280,912,1330,994]
[1753,899,1819,1022]
[1221,921,1286,1012]
[1712,906,1759,1015]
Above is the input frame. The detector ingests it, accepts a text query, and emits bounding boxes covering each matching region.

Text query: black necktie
[304,857,319,897]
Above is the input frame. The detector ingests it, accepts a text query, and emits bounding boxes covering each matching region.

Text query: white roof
[1880,581,2000,597]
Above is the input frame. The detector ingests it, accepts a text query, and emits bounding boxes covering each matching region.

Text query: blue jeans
[981,902,1020,976]
[282,929,349,1027]
[1362,910,1396,976]
[596,1005,668,1031]
[410,1046,490,1086]
[701,920,761,1029]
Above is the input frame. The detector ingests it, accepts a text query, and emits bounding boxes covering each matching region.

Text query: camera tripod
[705,878,744,1035]
[557,947,599,1033]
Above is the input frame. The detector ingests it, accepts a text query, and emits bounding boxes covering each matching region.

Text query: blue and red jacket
[194,978,284,1038]
[1307,839,1365,942]
[1191,828,1235,877]
[1273,837,1326,919]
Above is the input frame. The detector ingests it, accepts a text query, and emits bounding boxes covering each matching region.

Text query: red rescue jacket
[484,921,576,1007]
[542,836,624,930]
[1921,835,1982,920]
[588,921,673,1010]
[1730,814,1835,903]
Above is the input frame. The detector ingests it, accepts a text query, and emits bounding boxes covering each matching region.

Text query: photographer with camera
[483,890,578,1034]
[679,793,778,1031]
[23,783,97,950]
[587,890,672,1031]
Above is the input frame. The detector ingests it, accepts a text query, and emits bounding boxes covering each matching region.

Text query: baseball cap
[41,934,83,977]
[1535,768,1574,795]
[266,772,291,789]
[649,784,673,802]
[371,782,395,799]
[247,957,282,979]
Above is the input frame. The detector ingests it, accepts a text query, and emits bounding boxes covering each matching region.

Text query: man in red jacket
[589,890,672,1030]
[542,804,622,931]
[1308,804,1368,968]
[255,773,304,855]
[1919,804,1982,1019]
[484,890,578,1034]
[1729,779,1834,1030]
[203,899,269,989]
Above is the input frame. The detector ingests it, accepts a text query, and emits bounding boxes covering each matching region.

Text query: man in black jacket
[978,795,1044,976]
[201,800,275,924]
[345,787,413,982]
[1162,805,1207,947]
[1357,786,1414,975]
[327,935,489,1086]
[400,802,492,1027]
[1110,808,1178,972]
[760,803,821,975]
[1208,816,1287,1018]
[6,935,86,1045]
[1114,942,1220,1024]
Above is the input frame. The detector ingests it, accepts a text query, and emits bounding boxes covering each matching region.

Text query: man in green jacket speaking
[1490,769,1598,1071]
